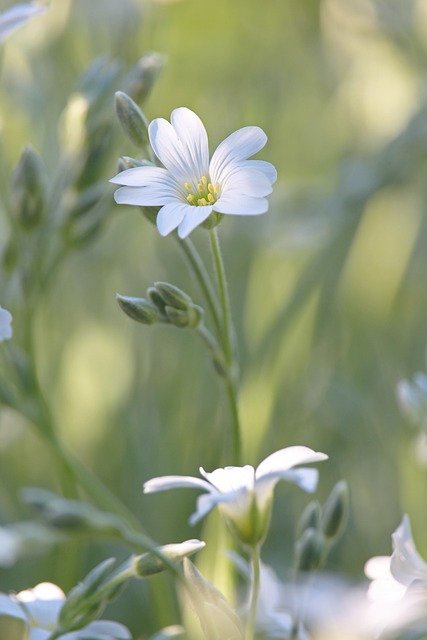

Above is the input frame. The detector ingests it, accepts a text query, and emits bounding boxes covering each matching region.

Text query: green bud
[116,294,160,324]
[115,91,150,150]
[187,304,204,328]
[164,306,190,328]
[294,527,325,572]
[123,52,165,104]
[10,145,46,229]
[147,287,167,313]
[154,282,193,310]
[321,480,350,540]
[133,539,205,577]
[117,156,148,171]
[296,500,321,539]
[59,558,117,629]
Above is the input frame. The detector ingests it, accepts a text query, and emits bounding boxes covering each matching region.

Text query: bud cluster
[294,480,349,572]
[117,281,204,329]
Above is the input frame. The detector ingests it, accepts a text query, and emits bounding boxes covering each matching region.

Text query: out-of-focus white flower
[390,514,427,586]
[0,582,131,640]
[111,107,277,238]
[144,446,327,545]
[0,3,47,44]
[0,306,12,342]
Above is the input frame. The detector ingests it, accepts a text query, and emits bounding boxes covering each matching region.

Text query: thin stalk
[178,235,222,337]
[246,544,261,640]
[209,227,241,464]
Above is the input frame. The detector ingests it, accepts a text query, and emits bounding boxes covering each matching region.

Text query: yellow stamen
[187,194,195,203]
[184,182,192,190]
[214,184,220,194]
[197,183,204,191]
[201,175,207,185]
[197,197,208,206]
[207,193,214,203]
[208,183,214,194]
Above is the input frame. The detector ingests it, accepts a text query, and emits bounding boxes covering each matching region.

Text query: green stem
[246,544,261,640]
[209,227,241,464]
[178,235,222,337]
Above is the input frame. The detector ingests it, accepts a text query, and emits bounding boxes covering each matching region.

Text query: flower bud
[117,156,147,171]
[294,527,325,572]
[154,282,192,311]
[133,540,205,577]
[321,480,349,540]
[164,306,190,329]
[295,500,321,539]
[10,146,46,229]
[123,52,165,104]
[116,294,160,324]
[115,91,150,150]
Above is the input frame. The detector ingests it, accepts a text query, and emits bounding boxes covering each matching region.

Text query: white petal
[214,195,269,216]
[256,446,328,480]
[200,465,255,493]
[30,630,51,640]
[177,206,213,238]
[109,166,170,187]
[156,202,188,236]
[189,487,244,525]
[390,514,427,586]
[0,594,27,621]
[240,160,278,184]
[220,168,274,197]
[0,306,13,342]
[149,118,193,178]
[143,475,212,494]
[210,126,267,180]
[114,186,175,207]
[171,108,209,178]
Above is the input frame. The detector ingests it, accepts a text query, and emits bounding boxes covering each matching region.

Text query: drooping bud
[294,527,325,572]
[115,91,150,150]
[133,539,205,577]
[321,480,349,540]
[116,294,160,325]
[10,146,46,229]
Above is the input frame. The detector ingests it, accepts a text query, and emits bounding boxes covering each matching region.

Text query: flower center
[184,175,220,207]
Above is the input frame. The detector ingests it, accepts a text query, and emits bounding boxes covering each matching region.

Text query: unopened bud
[116,294,160,324]
[117,156,148,171]
[154,282,192,311]
[133,539,205,577]
[321,480,349,540]
[10,146,46,229]
[115,91,150,150]
[294,527,325,572]
[187,304,204,328]
[296,500,321,539]
[124,52,165,103]
[164,306,190,328]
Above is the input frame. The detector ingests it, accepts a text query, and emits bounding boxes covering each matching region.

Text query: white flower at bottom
[144,446,327,545]
[0,582,131,640]
[0,306,12,342]
[110,107,277,239]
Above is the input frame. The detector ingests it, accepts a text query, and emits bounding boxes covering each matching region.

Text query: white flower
[110,107,277,238]
[0,582,131,640]
[0,306,12,342]
[144,446,327,545]
[0,3,47,44]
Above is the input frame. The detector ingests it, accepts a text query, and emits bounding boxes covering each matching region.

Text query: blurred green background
[2,0,427,637]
